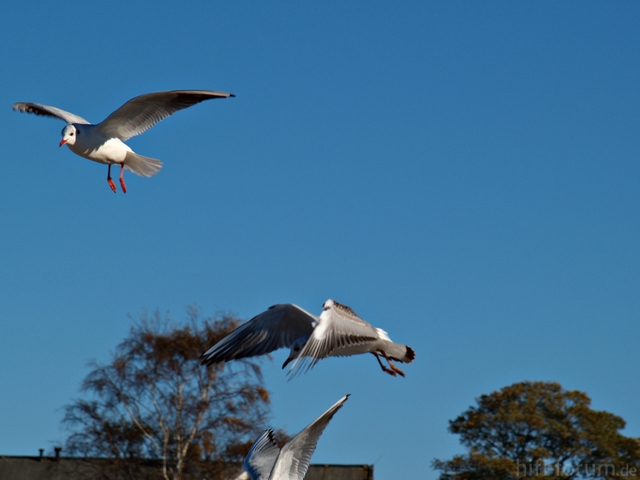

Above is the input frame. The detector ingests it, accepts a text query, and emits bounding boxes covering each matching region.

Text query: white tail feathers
[386,343,415,363]
[124,151,163,177]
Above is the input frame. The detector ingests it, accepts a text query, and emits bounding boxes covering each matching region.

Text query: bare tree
[63,306,274,480]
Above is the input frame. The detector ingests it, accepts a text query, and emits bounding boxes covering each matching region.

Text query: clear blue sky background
[1,2,639,479]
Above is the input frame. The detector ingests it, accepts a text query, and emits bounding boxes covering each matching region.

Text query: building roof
[0,455,373,480]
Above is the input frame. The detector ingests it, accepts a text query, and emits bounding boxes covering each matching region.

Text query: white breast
[69,127,132,164]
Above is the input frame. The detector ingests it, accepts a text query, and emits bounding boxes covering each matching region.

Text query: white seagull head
[60,124,77,147]
[282,336,309,369]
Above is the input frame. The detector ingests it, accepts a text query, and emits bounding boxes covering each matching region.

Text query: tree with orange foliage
[63,306,279,480]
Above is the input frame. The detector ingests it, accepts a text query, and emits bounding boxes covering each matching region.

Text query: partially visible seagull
[243,394,349,480]
[200,299,415,377]
[13,90,234,193]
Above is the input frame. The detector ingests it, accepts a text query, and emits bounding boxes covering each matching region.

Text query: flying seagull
[243,394,349,480]
[200,299,415,377]
[13,90,234,193]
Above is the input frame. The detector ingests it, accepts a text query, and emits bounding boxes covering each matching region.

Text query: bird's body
[200,299,415,377]
[65,125,129,164]
[243,395,349,480]
[13,90,234,192]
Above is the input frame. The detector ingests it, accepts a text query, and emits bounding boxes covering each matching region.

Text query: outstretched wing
[200,304,317,366]
[244,430,280,480]
[270,395,350,480]
[13,102,90,125]
[288,300,378,376]
[95,90,234,141]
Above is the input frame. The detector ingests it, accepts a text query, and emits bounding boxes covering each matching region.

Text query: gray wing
[200,304,317,366]
[289,300,379,375]
[95,90,234,141]
[12,102,90,125]
[244,430,280,480]
[269,395,349,480]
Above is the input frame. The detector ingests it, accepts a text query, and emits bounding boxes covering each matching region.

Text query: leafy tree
[63,306,277,480]
[432,381,640,480]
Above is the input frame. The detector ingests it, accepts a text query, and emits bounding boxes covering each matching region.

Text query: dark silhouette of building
[0,453,373,480]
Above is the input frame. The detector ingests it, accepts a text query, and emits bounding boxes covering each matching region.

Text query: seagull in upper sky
[200,299,415,377]
[13,90,234,193]
[243,394,349,480]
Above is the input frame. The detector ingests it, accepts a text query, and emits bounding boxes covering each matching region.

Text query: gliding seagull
[243,394,349,480]
[200,299,415,377]
[13,90,234,193]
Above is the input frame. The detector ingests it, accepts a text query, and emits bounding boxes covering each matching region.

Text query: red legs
[106,163,127,193]
[119,163,127,193]
[107,164,117,193]
[372,352,397,377]
[381,351,407,377]
[371,351,406,377]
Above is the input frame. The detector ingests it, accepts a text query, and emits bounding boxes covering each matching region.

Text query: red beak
[282,357,293,369]
[59,139,67,147]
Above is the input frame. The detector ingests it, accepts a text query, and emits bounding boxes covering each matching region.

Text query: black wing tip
[201,351,239,366]
[405,346,416,362]
[201,91,234,99]
[200,353,219,366]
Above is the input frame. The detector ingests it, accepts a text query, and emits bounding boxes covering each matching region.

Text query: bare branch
[62,306,272,480]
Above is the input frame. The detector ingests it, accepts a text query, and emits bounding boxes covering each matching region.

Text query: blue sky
[1,2,639,479]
